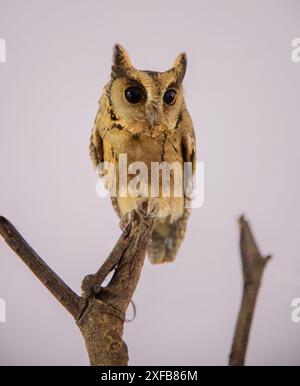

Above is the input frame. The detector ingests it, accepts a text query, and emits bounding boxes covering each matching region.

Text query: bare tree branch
[78,201,155,365]
[0,200,155,366]
[0,216,84,320]
[1,208,273,365]
[229,215,272,366]
[80,226,133,298]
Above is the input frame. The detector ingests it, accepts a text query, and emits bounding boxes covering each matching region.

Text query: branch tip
[229,214,272,366]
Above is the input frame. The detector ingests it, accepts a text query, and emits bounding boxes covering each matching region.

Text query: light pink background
[0,0,299,365]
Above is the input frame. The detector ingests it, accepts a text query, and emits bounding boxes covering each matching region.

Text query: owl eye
[163,89,177,105]
[125,86,145,104]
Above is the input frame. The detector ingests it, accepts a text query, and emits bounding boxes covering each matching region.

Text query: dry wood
[0,200,155,366]
[0,209,272,365]
[229,215,272,366]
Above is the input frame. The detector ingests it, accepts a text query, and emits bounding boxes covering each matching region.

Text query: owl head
[106,44,187,133]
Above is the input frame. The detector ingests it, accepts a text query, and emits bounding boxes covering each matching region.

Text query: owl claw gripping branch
[90,44,196,264]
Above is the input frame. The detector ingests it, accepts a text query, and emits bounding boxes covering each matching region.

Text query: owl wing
[181,107,196,177]
[89,126,103,169]
[148,108,196,264]
[90,111,122,218]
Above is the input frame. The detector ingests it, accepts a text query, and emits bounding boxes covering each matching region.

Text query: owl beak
[147,108,158,128]
[149,111,157,128]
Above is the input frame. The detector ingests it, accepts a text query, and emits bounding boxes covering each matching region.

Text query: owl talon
[134,198,160,218]
[119,212,132,231]
[147,198,160,217]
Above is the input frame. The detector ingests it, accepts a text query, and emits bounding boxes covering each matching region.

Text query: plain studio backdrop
[0,0,299,365]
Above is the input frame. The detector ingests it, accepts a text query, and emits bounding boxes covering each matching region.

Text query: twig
[229,215,272,366]
[0,216,84,320]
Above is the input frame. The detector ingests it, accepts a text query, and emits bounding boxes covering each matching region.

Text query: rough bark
[0,200,155,366]
[229,215,272,366]
[0,209,272,365]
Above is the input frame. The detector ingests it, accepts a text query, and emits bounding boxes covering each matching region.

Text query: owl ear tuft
[172,52,187,82]
[112,44,132,69]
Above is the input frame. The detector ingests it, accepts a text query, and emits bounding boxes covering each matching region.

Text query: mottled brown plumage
[90,44,196,263]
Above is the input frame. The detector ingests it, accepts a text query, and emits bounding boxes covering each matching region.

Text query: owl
[90,44,196,264]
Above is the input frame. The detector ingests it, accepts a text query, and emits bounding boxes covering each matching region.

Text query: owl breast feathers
[90,44,196,264]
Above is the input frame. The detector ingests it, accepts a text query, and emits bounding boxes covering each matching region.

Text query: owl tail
[147,209,190,264]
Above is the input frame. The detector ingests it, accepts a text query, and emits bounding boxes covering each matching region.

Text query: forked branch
[0,210,272,365]
[0,200,156,366]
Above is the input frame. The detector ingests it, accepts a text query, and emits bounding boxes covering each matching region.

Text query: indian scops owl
[90,44,196,264]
